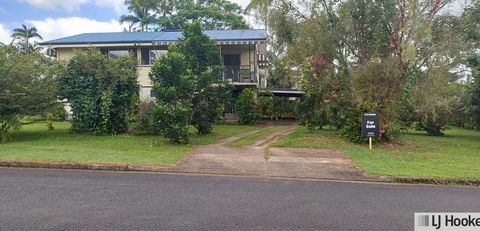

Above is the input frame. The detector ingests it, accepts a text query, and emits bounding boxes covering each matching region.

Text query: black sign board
[361,112,380,138]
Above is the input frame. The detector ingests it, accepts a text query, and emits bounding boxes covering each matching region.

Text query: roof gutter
[39,39,266,48]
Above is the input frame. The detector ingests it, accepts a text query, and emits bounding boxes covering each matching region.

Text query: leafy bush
[58,48,139,135]
[150,103,192,144]
[297,59,331,130]
[258,94,274,119]
[49,102,68,121]
[178,22,227,135]
[135,100,154,132]
[273,97,297,120]
[235,88,259,125]
[149,22,227,143]
[149,47,191,143]
[0,45,58,142]
[350,58,405,132]
[46,113,55,130]
[340,113,402,144]
[411,66,457,136]
[297,93,327,131]
[339,116,364,144]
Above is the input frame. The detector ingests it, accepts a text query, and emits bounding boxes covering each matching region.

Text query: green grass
[274,127,480,179]
[0,122,257,166]
[228,126,285,147]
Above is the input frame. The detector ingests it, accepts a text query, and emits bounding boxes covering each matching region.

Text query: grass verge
[0,122,257,166]
[274,127,480,179]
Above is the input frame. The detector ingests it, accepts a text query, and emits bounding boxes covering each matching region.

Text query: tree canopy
[149,22,229,143]
[10,24,43,53]
[247,0,479,139]
[0,45,58,142]
[58,48,139,135]
[121,0,249,31]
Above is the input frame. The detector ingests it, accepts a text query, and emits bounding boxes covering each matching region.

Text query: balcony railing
[223,65,256,84]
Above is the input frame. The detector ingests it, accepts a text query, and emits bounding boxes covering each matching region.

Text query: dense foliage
[0,45,59,142]
[235,88,259,125]
[149,22,228,143]
[248,0,480,141]
[465,56,480,130]
[121,0,248,31]
[58,48,139,135]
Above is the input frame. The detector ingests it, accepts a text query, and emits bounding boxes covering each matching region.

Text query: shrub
[411,66,457,136]
[58,48,139,135]
[135,100,154,132]
[350,58,405,133]
[149,47,191,143]
[150,103,192,144]
[148,22,227,143]
[235,88,259,125]
[339,116,364,144]
[0,45,58,142]
[340,110,402,144]
[258,94,274,119]
[49,102,68,121]
[46,113,55,130]
[297,59,331,130]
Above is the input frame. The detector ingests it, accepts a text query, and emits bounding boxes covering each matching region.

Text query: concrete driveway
[168,124,373,181]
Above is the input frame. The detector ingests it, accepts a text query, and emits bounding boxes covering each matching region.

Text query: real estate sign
[361,112,379,138]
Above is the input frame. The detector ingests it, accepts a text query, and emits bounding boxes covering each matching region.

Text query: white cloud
[17,0,126,14]
[93,0,127,15]
[235,0,250,8]
[26,17,124,42]
[0,24,11,44]
[18,0,89,13]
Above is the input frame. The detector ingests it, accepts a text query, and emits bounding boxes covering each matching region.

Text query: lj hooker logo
[415,213,480,231]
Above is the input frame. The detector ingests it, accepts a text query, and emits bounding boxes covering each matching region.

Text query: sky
[0,0,254,44]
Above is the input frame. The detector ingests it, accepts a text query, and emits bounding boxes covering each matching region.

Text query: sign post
[361,112,380,150]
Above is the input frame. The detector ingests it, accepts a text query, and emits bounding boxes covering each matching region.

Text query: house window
[150,50,167,65]
[108,50,129,59]
[140,48,167,66]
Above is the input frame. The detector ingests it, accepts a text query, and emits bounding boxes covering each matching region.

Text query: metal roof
[39,29,267,46]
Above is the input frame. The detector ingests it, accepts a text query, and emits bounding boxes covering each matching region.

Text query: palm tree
[11,24,43,45]
[11,24,43,52]
[120,15,141,32]
[120,0,157,31]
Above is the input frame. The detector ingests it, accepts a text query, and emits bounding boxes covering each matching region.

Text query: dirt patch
[168,123,374,181]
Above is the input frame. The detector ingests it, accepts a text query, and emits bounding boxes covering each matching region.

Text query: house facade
[39,29,269,101]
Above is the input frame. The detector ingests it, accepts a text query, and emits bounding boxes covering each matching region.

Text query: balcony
[223,65,257,85]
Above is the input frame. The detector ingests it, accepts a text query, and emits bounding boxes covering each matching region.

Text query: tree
[149,46,192,143]
[350,58,406,139]
[11,24,43,53]
[235,88,259,125]
[0,46,58,142]
[58,48,139,135]
[247,0,475,140]
[465,56,480,130]
[411,65,459,136]
[157,0,249,30]
[177,22,227,134]
[120,0,157,31]
[149,22,228,143]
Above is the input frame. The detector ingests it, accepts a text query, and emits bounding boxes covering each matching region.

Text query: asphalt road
[0,168,479,230]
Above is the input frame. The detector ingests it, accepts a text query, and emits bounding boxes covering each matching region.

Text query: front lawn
[274,127,480,179]
[0,122,257,166]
